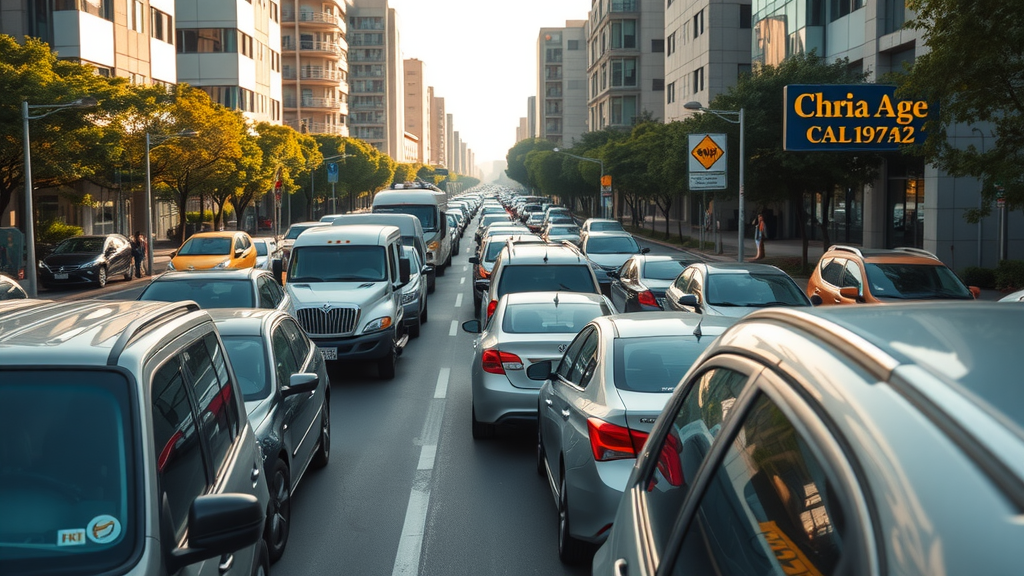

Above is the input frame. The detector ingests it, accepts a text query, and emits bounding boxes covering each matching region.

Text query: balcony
[283,96,344,110]
[281,38,345,58]
[282,10,344,29]
[284,119,347,135]
[611,0,638,11]
[283,67,345,83]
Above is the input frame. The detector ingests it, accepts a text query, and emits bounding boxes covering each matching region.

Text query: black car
[608,254,700,313]
[38,234,134,288]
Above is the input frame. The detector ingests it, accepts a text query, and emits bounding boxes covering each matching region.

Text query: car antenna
[553,292,560,307]
[543,249,549,263]
[693,318,703,341]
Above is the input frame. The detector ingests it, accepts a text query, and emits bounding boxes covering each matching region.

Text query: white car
[252,237,278,270]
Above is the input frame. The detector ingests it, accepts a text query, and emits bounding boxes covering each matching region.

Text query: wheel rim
[269,467,290,549]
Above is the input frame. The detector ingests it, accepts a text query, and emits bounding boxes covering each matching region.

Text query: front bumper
[311,329,393,362]
[39,265,101,285]
[402,299,421,326]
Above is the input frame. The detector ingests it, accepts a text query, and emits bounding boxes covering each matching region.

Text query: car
[594,302,1024,576]
[0,299,271,576]
[471,234,546,311]
[579,231,643,294]
[0,273,27,300]
[608,254,700,313]
[1000,288,1024,302]
[806,245,980,304]
[168,231,257,271]
[279,221,331,266]
[446,213,461,256]
[372,182,452,274]
[542,224,581,246]
[477,222,531,248]
[252,237,279,270]
[579,218,625,246]
[535,312,736,563]
[400,245,429,338]
[525,212,547,233]
[138,268,295,316]
[475,213,512,244]
[332,213,433,288]
[461,291,613,440]
[664,262,812,317]
[210,308,331,563]
[38,234,134,288]
[480,240,603,321]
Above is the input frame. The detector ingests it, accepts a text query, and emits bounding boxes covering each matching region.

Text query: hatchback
[169,231,257,271]
[664,262,812,317]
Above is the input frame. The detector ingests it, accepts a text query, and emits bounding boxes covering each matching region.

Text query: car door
[665,268,695,312]
[838,259,864,304]
[609,259,633,312]
[550,327,601,481]
[813,258,846,305]
[540,326,592,476]
[257,275,281,310]
[277,318,322,473]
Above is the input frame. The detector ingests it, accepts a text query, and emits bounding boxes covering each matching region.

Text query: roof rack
[106,301,202,366]
[894,247,939,260]
[829,245,863,258]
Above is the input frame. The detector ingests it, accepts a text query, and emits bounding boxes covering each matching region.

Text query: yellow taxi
[168,231,257,271]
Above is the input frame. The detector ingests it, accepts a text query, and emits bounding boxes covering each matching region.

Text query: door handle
[251,466,260,486]
[834,298,841,303]
[614,559,628,576]
[218,553,234,572]
[545,398,553,406]
[561,409,570,419]
[813,287,821,294]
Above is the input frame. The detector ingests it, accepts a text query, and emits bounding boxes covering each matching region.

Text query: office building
[536,21,587,146]
[431,93,446,167]
[346,0,404,159]
[403,58,429,163]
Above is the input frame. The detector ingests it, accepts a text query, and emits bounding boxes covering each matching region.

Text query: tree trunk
[818,187,833,250]
[796,193,809,271]
[176,194,189,246]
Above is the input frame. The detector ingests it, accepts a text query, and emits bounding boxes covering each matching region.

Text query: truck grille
[296,306,359,336]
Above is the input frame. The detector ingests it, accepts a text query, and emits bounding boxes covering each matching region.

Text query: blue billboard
[783,84,933,151]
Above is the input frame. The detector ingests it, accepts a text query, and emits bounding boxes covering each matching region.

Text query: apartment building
[535,21,587,147]
[279,0,348,134]
[585,0,664,130]
[346,0,404,160]
[430,93,446,167]
[446,112,454,171]
[403,58,430,163]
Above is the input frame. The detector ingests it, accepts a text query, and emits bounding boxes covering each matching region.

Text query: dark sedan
[608,254,700,313]
[38,234,134,288]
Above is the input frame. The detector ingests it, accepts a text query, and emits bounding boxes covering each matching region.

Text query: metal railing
[282,67,345,81]
[282,10,342,26]
[283,97,344,109]
[281,38,345,56]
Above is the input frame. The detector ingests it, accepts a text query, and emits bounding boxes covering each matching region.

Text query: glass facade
[751,0,826,66]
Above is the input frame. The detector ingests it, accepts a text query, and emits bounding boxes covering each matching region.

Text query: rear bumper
[566,458,635,544]
[473,372,542,425]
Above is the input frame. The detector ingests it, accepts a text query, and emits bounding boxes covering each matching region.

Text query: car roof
[150,269,267,281]
[700,262,790,275]
[207,308,279,336]
[500,291,607,306]
[583,218,620,225]
[500,243,586,264]
[298,224,400,245]
[598,311,736,339]
[826,245,943,263]
[185,231,244,239]
[584,230,635,239]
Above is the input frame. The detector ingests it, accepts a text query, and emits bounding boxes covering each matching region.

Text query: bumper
[402,299,421,325]
[39,266,101,285]
[566,458,635,544]
[473,371,541,425]
[312,329,393,362]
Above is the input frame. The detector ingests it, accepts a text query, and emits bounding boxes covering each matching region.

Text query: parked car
[609,254,699,313]
[168,231,257,271]
[806,245,980,303]
[1000,288,1024,302]
[400,245,429,338]
[0,273,27,300]
[0,300,270,576]
[210,308,331,562]
[461,291,613,439]
[594,302,1024,576]
[138,269,295,316]
[579,218,625,246]
[579,231,643,294]
[38,234,134,288]
[664,262,812,317]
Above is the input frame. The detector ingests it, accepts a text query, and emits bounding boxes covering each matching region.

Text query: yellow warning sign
[691,135,725,170]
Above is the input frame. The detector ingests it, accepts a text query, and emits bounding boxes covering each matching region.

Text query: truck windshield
[375,205,438,232]
[288,246,387,282]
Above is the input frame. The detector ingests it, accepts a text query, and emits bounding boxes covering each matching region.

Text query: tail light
[587,418,649,462]
[638,290,659,308]
[486,299,498,320]
[477,265,490,279]
[482,349,524,374]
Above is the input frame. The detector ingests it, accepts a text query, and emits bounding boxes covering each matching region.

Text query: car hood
[587,253,632,269]
[287,281,388,307]
[171,254,232,270]
[43,254,100,266]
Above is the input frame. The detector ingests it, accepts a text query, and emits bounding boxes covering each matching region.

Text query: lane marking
[460,277,465,284]
[448,320,458,336]
[454,294,463,308]
[434,367,450,399]
[462,265,468,272]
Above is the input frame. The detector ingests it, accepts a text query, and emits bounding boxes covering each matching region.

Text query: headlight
[213,260,231,269]
[38,260,46,269]
[166,260,176,271]
[362,316,393,334]
[401,290,418,304]
[427,240,440,251]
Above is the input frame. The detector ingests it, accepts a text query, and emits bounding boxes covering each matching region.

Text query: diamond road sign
[688,133,727,190]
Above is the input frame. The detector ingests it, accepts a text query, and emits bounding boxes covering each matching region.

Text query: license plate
[318,346,337,360]
[54,273,69,280]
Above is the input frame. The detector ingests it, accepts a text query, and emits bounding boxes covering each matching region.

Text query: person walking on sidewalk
[752,213,767,260]
[130,231,147,278]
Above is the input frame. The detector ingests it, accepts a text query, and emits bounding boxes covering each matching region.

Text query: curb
[629,231,733,262]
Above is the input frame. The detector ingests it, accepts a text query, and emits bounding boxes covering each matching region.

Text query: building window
[667,81,675,104]
[271,50,280,72]
[127,0,144,32]
[611,58,637,87]
[884,0,905,33]
[610,95,637,125]
[740,4,752,28]
[693,66,704,93]
[611,19,637,49]
[693,10,704,38]
[652,78,664,91]
[546,48,563,63]
[651,39,664,52]
[830,0,864,22]
[150,8,172,43]
[667,32,676,56]
[567,39,579,50]
[177,29,239,53]
[240,32,253,58]
[600,62,608,90]
[56,0,113,20]
[270,1,279,23]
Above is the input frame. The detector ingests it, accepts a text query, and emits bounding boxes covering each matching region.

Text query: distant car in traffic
[168,231,257,271]
[252,237,279,270]
[664,262,812,317]
[138,269,294,316]
[38,234,135,288]
[608,254,699,313]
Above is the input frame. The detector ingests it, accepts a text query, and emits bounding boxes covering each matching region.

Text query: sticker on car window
[57,528,87,546]
[87,515,121,544]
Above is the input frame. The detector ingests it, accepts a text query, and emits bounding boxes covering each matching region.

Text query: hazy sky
[387,0,591,168]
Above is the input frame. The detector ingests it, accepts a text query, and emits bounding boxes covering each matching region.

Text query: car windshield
[501,302,607,334]
[139,279,255,308]
[614,335,709,393]
[864,263,973,299]
[549,226,580,235]
[706,272,809,307]
[374,205,438,232]
[220,336,271,401]
[590,221,624,232]
[481,215,510,227]
[288,245,387,282]
[644,260,687,280]
[402,246,422,270]
[284,224,322,240]
[177,237,231,256]
[53,237,104,254]
[586,236,640,254]
[0,371,136,574]
[497,265,597,297]
[548,216,574,224]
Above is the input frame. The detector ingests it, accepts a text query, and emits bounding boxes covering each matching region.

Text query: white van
[330,212,435,293]
[281,224,411,380]
[372,182,452,275]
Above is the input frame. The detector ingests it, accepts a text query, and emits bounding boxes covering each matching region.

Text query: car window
[257,276,279,309]
[221,335,271,401]
[642,367,749,559]
[557,326,593,381]
[614,335,715,393]
[178,236,231,256]
[496,265,598,297]
[645,260,688,281]
[863,262,972,299]
[585,236,639,254]
[183,334,239,475]
[841,261,863,290]
[272,325,301,386]
[706,273,808,307]
[151,359,207,540]
[569,329,600,387]
[139,279,255,309]
[821,258,845,286]
[686,270,704,300]
[266,275,286,302]
[674,268,693,290]
[280,318,312,368]
[502,302,607,334]
[670,393,848,576]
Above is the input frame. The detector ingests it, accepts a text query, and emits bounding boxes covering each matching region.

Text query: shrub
[36,220,84,245]
[958,266,996,289]
[994,260,1024,291]
[185,210,215,224]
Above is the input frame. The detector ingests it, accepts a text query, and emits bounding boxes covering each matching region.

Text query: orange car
[168,231,257,271]
[807,245,980,305]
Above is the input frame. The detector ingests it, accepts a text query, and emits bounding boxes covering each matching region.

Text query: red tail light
[587,418,649,462]
[638,290,658,308]
[477,265,490,279]
[482,349,524,374]
[486,299,498,319]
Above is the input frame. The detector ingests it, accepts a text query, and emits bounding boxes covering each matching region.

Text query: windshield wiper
[747,301,802,307]
[708,301,742,307]
[325,276,379,282]
[287,276,322,283]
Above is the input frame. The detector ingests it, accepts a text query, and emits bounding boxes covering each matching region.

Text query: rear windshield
[706,272,809,307]
[221,336,271,401]
[0,371,137,575]
[644,260,687,280]
[501,302,608,334]
[549,226,580,235]
[285,224,322,240]
[140,279,255,309]
[288,245,387,282]
[864,263,972,300]
[614,336,709,392]
[178,236,231,256]
[497,265,597,297]
[586,236,640,254]
[590,221,624,232]
[485,242,508,262]
[374,205,438,232]
[481,215,510,226]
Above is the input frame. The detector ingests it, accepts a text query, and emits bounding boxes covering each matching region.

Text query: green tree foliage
[505,139,555,191]
[899,0,1024,218]
[300,136,393,218]
[227,122,312,231]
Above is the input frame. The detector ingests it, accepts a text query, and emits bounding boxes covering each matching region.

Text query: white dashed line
[434,367,450,399]
[454,294,463,308]
[449,320,458,336]
[460,277,465,284]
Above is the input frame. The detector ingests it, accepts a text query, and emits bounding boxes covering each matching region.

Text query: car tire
[420,300,428,324]
[252,539,270,576]
[445,251,453,268]
[311,398,330,469]
[409,317,421,338]
[378,335,397,380]
[266,459,291,563]
[471,405,495,440]
[96,266,107,288]
[436,261,446,277]
[557,471,589,565]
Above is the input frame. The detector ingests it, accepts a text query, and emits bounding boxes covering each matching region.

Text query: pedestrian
[752,213,767,260]
[130,231,147,278]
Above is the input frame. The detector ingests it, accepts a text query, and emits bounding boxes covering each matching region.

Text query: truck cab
[372,182,452,276]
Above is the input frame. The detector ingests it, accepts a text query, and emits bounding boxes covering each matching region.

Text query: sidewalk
[149,239,178,275]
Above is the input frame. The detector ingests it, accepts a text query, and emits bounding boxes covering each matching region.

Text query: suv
[806,245,979,304]
[0,300,270,576]
[480,240,602,321]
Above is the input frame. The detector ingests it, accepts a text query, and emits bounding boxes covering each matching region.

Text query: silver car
[400,245,429,338]
[535,312,735,564]
[252,237,278,270]
[461,291,613,439]
[542,223,581,246]
[664,262,812,317]
[138,269,296,318]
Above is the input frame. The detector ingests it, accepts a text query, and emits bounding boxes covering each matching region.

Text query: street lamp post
[684,101,745,262]
[146,131,197,275]
[21,96,97,298]
[553,148,606,218]
[971,127,987,267]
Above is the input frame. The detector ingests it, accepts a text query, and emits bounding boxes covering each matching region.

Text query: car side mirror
[234,248,244,258]
[166,494,263,574]
[678,293,699,307]
[468,256,479,265]
[526,360,554,381]
[641,247,651,254]
[399,257,411,285]
[283,373,319,395]
[839,286,861,300]
[421,265,430,275]
[170,250,177,258]
[474,279,490,292]
[461,319,481,333]
[810,294,823,306]
[271,259,284,285]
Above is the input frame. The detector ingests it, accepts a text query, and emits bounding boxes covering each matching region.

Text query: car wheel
[252,539,270,576]
[427,272,436,294]
[445,251,453,268]
[436,261,446,276]
[471,405,495,440]
[420,300,428,324]
[311,398,330,469]
[557,471,589,565]
[96,266,107,288]
[409,317,421,338]
[377,335,397,380]
[265,459,291,563]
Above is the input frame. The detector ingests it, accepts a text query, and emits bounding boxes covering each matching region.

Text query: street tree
[506,139,555,191]
[228,123,311,231]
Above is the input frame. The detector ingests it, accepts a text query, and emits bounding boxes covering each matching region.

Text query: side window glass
[257,277,276,309]
[151,359,207,539]
[841,261,863,290]
[675,268,692,290]
[569,330,599,386]
[183,335,237,474]
[687,271,703,299]
[280,319,311,368]
[642,367,749,559]
[272,326,301,386]
[557,326,592,380]
[821,259,845,286]
[205,333,238,439]
[672,393,848,576]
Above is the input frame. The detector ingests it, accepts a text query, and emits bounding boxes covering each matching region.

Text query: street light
[146,130,197,275]
[22,96,98,298]
[552,147,606,218]
[972,127,987,267]
[684,101,745,262]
